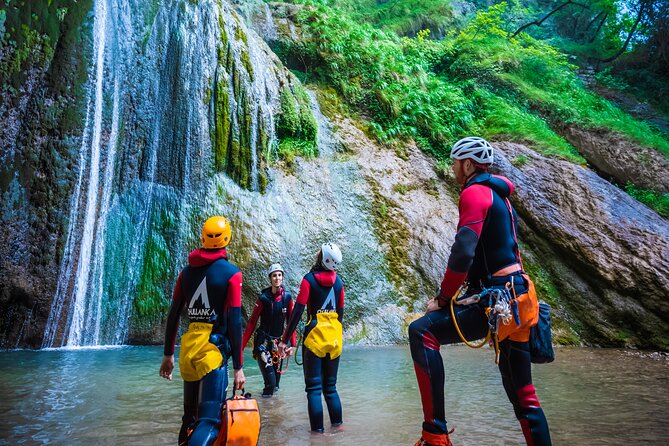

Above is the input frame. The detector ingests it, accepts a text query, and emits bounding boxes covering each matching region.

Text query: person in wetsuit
[241,263,297,397]
[410,137,551,446]
[159,216,245,446]
[278,243,345,433]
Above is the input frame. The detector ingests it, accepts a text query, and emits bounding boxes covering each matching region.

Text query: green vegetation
[134,206,178,318]
[274,0,668,161]
[368,180,420,308]
[276,82,318,165]
[625,183,669,218]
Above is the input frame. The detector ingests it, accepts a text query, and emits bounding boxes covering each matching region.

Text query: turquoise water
[1,346,667,445]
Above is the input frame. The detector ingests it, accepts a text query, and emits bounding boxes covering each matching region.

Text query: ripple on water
[1,346,668,445]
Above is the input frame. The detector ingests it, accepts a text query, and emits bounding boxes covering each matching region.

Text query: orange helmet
[201,216,232,249]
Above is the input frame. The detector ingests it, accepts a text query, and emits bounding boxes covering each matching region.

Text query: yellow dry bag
[303,312,343,359]
[179,322,223,382]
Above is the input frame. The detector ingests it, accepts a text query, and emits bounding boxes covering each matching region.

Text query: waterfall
[42,0,286,347]
[39,0,406,349]
[43,0,113,347]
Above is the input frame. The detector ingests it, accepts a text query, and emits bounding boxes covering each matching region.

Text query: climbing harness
[450,281,523,364]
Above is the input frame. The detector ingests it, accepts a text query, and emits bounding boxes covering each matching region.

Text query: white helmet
[321,243,342,271]
[450,136,494,165]
[267,263,284,276]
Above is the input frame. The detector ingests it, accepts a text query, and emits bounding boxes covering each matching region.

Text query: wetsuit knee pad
[188,419,220,446]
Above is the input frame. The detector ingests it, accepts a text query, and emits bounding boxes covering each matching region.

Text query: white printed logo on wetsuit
[188,277,212,320]
[317,288,337,314]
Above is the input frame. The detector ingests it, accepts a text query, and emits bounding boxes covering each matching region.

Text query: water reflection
[1,346,667,445]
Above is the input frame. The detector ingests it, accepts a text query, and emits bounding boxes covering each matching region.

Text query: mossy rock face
[275,81,318,162]
[0,0,94,348]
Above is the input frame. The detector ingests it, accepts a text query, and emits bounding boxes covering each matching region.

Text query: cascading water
[42,0,294,347]
[41,0,405,349]
[43,0,113,347]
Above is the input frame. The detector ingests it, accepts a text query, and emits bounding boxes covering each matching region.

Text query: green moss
[368,180,419,307]
[275,83,318,163]
[214,76,230,171]
[240,49,254,81]
[511,154,529,167]
[392,183,419,195]
[278,88,299,137]
[234,24,248,46]
[134,206,178,318]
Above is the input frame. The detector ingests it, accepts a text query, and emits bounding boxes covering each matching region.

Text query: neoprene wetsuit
[281,268,345,432]
[163,248,243,446]
[242,286,296,396]
[409,173,551,446]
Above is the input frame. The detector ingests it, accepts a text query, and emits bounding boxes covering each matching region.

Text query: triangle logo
[320,287,336,310]
[189,277,211,309]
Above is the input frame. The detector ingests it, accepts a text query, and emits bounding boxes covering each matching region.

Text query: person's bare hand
[233,368,246,390]
[426,297,444,314]
[159,355,174,380]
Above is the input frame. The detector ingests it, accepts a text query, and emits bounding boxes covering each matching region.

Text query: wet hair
[309,249,326,273]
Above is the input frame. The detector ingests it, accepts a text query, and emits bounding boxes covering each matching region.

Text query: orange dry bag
[214,389,260,446]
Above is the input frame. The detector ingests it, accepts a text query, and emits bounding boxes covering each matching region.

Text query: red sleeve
[226,271,242,308]
[296,278,311,305]
[439,185,492,301]
[241,299,262,350]
[286,298,297,346]
[338,285,344,309]
[226,271,243,369]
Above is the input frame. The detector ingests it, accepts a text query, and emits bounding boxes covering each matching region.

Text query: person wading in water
[159,216,245,446]
[278,243,345,433]
[242,263,297,397]
[409,137,551,446]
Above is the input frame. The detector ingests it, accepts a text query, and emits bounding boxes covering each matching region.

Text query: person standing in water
[278,243,345,433]
[159,216,245,446]
[409,137,551,446]
[241,263,297,397]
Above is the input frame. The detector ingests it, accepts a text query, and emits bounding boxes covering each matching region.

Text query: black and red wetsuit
[242,287,296,395]
[409,173,551,445]
[163,248,243,445]
[282,268,345,432]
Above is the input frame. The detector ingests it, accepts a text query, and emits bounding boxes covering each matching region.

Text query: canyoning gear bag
[303,311,343,359]
[494,274,540,343]
[529,302,555,364]
[215,390,261,446]
[179,322,224,382]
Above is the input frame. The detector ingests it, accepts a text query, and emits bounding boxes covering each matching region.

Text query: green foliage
[276,83,318,162]
[276,1,668,160]
[625,183,669,218]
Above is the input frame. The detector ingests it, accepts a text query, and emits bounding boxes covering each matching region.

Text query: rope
[449,291,490,349]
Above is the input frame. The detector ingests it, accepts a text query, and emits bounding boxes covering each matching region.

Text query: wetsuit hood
[466,173,514,198]
[188,248,228,267]
[313,270,337,287]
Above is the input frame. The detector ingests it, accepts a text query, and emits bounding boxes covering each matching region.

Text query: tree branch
[597,1,648,63]
[588,12,608,43]
[511,1,590,38]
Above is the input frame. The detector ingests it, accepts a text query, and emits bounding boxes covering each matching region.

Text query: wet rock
[494,142,669,349]
[562,125,669,193]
